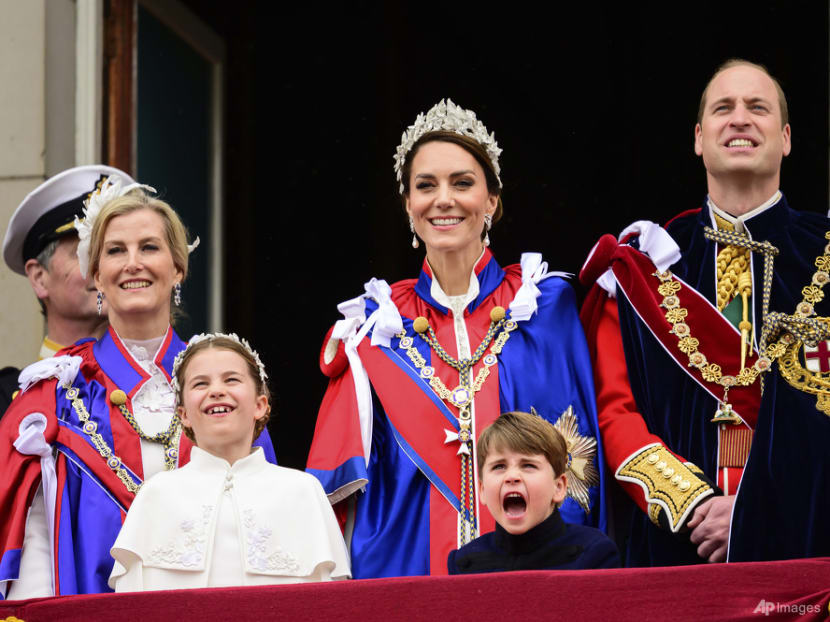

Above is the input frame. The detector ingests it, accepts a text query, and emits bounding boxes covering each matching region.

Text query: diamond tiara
[393,98,502,194]
[172,332,269,398]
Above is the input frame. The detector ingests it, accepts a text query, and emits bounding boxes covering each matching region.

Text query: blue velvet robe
[308,251,607,578]
[615,196,830,564]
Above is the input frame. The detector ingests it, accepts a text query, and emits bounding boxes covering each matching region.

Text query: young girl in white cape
[109,333,350,591]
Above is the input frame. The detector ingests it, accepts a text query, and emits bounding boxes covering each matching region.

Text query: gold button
[655,461,667,471]
[110,390,128,406]
[671,475,682,485]
[662,468,675,479]
[489,306,506,322]
[647,453,659,464]
[413,317,430,334]
[679,481,691,492]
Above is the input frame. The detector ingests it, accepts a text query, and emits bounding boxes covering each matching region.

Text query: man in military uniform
[0,165,134,415]
[581,59,830,565]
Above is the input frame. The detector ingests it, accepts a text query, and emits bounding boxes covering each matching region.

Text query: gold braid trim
[713,213,751,311]
[616,445,714,532]
[685,462,704,476]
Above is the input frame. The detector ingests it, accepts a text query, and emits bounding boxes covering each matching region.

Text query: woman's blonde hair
[88,188,190,282]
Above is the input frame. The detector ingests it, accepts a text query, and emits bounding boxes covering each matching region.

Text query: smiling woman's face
[93,207,182,327]
[406,140,497,260]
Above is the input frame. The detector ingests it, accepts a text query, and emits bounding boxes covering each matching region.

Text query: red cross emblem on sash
[804,340,830,373]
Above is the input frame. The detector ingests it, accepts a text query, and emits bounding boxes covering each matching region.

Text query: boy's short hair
[477,411,568,479]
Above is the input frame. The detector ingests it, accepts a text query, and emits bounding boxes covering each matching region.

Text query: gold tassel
[738,271,752,369]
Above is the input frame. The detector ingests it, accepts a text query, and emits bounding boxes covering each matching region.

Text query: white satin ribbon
[509,252,571,321]
[595,220,681,297]
[17,355,82,394]
[363,278,403,347]
[332,295,367,343]
[333,278,404,467]
[14,413,57,594]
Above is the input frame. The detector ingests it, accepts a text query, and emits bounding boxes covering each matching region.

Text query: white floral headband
[172,332,269,396]
[74,175,200,278]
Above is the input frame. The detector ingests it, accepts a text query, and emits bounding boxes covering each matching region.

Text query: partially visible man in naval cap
[0,165,135,414]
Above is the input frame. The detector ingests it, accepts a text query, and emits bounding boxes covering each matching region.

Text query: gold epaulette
[616,444,715,532]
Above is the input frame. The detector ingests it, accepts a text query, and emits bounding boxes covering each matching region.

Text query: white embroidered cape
[109,447,350,591]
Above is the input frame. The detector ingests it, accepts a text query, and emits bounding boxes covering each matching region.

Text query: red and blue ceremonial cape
[0,326,276,597]
[581,196,830,565]
[307,250,607,578]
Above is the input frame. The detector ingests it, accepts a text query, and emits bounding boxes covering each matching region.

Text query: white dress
[109,447,351,591]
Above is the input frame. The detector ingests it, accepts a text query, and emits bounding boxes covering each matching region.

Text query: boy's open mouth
[503,492,527,517]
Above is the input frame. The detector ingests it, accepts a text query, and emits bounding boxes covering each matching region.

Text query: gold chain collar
[653,271,790,424]
[656,231,830,424]
[63,384,183,495]
[110,389,182,471]
[64,385,141,494]
[394,305,517,544]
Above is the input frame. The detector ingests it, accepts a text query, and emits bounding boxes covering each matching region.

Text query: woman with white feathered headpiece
[307,99,608,578]
[0,179,276,598]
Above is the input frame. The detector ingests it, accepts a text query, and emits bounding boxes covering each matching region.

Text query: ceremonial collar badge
[776,232,830,417]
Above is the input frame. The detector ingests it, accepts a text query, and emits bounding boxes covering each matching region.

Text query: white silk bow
[595,221,681,297]
[18,355,82,394]
[509,252,571,321]
[363,278,404,347]
[332,278,404,467]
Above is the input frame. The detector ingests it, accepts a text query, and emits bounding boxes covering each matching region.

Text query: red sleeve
[592,295,691,514]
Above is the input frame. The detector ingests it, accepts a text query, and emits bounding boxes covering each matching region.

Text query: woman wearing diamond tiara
[0,179,276,598]
[109,333,350,591]
[308,99,607,578]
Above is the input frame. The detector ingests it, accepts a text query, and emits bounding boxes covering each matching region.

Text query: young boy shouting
[448,411,618,573]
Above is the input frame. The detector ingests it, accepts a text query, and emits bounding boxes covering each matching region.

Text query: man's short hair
[33,238,61,316]
[697,58,789,127]
[477,411,568,479]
